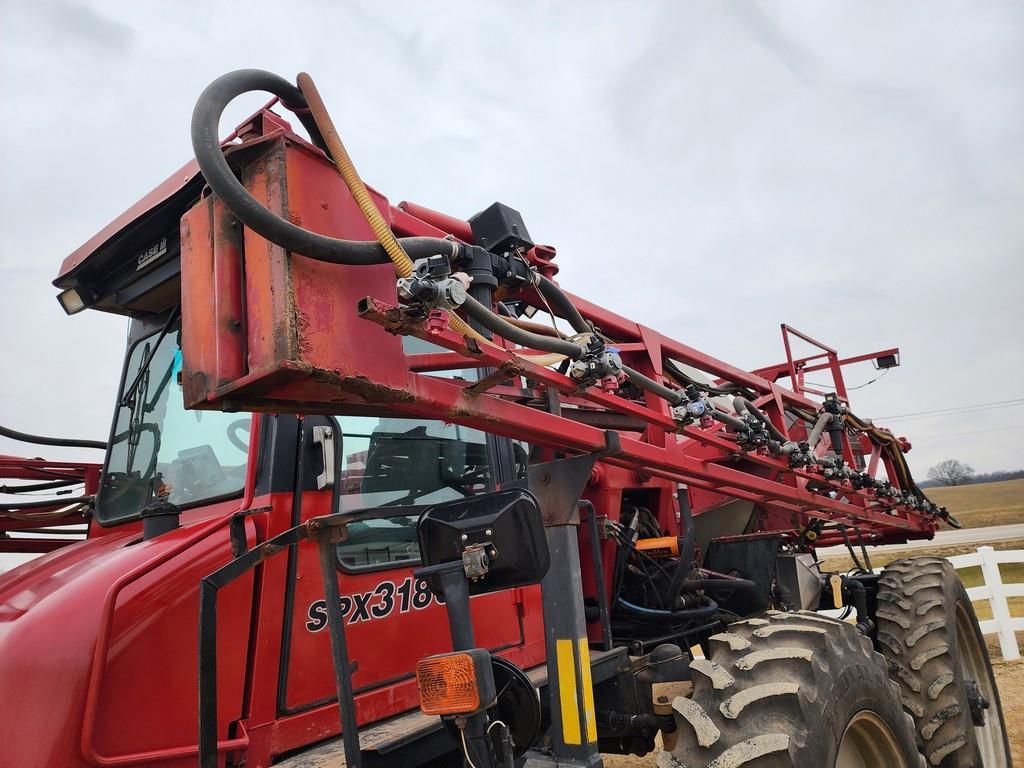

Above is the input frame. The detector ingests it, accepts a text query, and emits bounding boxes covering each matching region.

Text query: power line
[877,398,1024,422]
[910,424,1024,441]
[884,402,1024,423]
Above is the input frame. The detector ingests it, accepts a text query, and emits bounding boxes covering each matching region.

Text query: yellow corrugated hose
[296,72,486,343]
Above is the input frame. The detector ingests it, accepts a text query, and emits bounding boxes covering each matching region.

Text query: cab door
[278,414,531,721]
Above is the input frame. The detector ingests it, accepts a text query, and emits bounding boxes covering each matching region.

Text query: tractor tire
[659,610,923,768]
[876,556,1011,767]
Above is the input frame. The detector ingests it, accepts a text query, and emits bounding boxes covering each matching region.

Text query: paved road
[817,523,1024,559]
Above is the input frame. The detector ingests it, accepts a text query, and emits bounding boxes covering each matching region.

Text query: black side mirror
[417,488,549,596]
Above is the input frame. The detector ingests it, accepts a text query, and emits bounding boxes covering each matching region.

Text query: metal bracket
[518,453,598,527]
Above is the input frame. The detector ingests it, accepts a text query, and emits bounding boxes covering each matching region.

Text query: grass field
[606,479,1024,766]
[925,477,1024,529]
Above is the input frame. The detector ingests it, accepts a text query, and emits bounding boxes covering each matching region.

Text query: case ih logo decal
[305,576,441,632]
[135,237,168,271]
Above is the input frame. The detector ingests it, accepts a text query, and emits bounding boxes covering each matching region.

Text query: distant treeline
[918,469,1024,488]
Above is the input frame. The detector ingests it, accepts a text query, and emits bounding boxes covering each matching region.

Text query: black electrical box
[468,202,534,254]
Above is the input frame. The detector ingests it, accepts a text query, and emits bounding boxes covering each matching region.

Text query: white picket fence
[946,545,1024,661]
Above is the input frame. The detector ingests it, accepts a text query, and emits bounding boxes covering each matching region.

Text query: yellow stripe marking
[578,638,597,743]
[556,638,581,745]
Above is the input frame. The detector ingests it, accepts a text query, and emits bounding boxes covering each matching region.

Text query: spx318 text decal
[305,576,442,632]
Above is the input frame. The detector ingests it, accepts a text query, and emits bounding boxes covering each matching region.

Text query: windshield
[98,327,249,524]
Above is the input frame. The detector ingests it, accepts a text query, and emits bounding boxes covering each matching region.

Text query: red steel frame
[180,111,938,550]
[0,455,100,552]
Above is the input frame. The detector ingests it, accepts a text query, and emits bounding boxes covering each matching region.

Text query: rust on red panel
[212,201,246,386]
[181,196,217,408]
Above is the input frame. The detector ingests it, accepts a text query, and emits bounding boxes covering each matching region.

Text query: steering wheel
[227,418,251,453]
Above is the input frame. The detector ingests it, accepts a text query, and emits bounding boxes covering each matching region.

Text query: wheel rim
[955,602,1009,766]
[835,710,911,768]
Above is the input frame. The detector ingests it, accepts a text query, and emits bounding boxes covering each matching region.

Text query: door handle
[312,425,335,490]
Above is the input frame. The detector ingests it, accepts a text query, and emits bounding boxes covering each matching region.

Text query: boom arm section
[180,69,947,549]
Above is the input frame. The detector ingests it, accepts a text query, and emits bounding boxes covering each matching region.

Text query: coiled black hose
[191,69,457,266]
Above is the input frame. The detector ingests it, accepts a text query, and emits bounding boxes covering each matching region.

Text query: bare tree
[927,459,975,486]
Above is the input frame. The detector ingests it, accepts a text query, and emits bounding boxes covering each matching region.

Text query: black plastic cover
[417,488,549,595]
[468,202,534,254]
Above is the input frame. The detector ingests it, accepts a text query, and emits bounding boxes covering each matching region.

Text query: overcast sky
[1,1,1022,540]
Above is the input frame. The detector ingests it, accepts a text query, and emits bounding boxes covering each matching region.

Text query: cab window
[334,415,491,570]
[98,327,249,524]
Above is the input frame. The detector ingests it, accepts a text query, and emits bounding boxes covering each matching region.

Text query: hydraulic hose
[846,411,925,501]
[190,69,458,268]
[732,397,788,443]
[461,296,584,358]
[535,274,590,334]
[712,410,748,432]
[806,411,834,449]
[663,358,753,399]
[0,424,106,450]
[528,266,697,410]
[501,311,567,338]
[664,490,696,608]
[616,596,719,622]
[680,578,760,595]
[0,478,82,494]
[524,277,692,392]
[622,366,685,406]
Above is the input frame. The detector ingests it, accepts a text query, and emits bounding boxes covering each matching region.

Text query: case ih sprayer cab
[0,69,1011,768]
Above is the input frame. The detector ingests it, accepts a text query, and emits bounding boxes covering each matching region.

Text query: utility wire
[877,398,1024,422]
[910,424,1024,440]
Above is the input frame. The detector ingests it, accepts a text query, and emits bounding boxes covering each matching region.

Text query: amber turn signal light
[416,649,496,716]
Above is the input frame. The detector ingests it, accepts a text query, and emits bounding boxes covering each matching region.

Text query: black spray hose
[0,478,83,494]
[732,397,788,443]
[461,295,584,358]
[845,577,874,634]
[535,274,590,334]
[191,69,457,266]
[531,277,750,418]
[622,366,685,406]
[712,410,748,432]
[0,424,106,450]
[664,489,696,608]
[680,578,759,595]
[616,596,720,622]
[663,359,754,399]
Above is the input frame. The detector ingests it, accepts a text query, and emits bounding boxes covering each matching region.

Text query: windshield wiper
[120,306,180,408]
